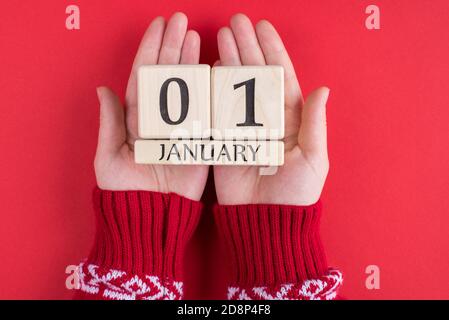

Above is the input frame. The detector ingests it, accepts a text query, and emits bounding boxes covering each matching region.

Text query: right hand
[213,14,330,205]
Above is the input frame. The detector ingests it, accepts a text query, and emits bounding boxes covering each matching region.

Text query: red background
[1,0,448,299]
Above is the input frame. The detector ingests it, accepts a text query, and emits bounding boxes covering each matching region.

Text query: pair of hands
[94,13,329,205]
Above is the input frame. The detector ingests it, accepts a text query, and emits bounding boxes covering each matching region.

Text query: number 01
[158,76,263,127]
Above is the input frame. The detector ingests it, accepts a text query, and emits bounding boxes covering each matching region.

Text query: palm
[100,146,208,200]
[95,13,208,200]
[214,14,329,205]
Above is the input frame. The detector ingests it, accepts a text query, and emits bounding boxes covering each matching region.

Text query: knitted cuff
[214,201,342,300]
[76,187,202,300]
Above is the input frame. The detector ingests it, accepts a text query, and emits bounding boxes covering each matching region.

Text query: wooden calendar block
[211,66,284,140]
[138,65,211,139]
[134,140,284,166]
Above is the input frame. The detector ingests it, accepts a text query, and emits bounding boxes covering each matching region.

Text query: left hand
[94,13,209,201]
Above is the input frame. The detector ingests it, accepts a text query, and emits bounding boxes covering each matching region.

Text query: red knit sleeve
[214,201,343,300]
[74,187,202,300]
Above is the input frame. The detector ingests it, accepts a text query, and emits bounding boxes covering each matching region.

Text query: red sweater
[74,187,342,300]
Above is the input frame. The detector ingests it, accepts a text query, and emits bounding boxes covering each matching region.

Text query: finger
[125,16,165,143]
[298,87,330,156]
[130,16,165,73]
[158,12,188,64]
[229,13,265,65]
[180,30,200,64]
[217,27,241,66]
[126,16,165,95]
[96,86,126,156]
[255,19,302,106]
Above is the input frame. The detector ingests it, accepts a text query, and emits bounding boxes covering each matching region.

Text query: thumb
[96,86,126,157]
[297,87,330,157]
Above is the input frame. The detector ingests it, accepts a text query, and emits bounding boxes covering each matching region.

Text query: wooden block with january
[135,140,284,166]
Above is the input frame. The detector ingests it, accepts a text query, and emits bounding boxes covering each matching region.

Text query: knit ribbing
[87,187,203,280]
[214,201,328,287]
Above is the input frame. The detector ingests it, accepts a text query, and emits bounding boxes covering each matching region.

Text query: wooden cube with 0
[138,65,211,139]
[211,66,284,140]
